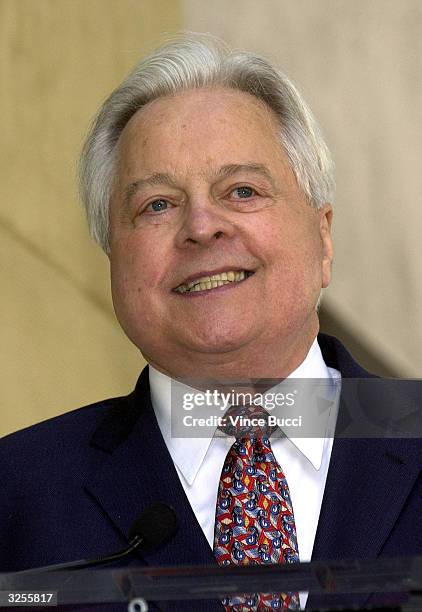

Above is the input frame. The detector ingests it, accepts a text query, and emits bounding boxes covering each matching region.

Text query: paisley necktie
[213,434,300,611]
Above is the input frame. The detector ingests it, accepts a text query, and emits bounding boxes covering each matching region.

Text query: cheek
[110,245,161,323]
[112,231,166,289]
[266,231,322,299]
[111,266,157,342]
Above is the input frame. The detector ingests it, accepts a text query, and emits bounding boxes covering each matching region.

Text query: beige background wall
[2,1,421,437]
[1,0,181,436]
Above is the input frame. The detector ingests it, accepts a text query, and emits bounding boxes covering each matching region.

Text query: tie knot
[218,404,276,439]
[230,436,274,463]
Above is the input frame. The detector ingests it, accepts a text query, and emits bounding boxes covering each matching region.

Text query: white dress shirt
[149,337,341,609]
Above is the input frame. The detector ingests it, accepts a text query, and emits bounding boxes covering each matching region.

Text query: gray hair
[80,33,335,253]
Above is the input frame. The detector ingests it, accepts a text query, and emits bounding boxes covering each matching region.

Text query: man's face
[109,88,333,376]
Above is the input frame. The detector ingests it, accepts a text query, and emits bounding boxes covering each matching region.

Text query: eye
[232,186,256,199]
[144,199,170,213]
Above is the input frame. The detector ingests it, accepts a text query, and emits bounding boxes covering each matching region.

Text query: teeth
[176,270,251,294]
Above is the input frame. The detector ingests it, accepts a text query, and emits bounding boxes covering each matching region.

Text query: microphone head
[128,502,178,550]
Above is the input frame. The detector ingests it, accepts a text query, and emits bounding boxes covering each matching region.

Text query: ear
[319,204,333,288]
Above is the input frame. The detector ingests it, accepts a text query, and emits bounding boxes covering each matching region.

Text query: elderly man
[1,34,420,611]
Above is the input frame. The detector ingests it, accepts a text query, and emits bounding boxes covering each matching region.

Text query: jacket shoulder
[317,332,376,378]
[0,394,139,510]
[1,395,126,454]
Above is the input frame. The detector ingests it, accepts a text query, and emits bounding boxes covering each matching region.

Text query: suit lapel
[316,335,420,561]
[307,434,420,609]
[312,437,420,560]
[84,366,216,568]
[308,335,421,609]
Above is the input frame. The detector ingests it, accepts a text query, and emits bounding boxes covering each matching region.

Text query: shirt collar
[149,337,341,484]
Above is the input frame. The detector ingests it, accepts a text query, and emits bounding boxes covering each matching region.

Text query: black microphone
[18,502,178,574]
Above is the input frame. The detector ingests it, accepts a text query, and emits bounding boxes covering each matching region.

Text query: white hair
[79,33,335,253]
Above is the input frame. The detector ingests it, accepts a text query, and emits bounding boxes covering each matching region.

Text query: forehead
[115,88,287,178]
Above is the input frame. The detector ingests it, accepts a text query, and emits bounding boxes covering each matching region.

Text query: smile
[174,270,254,294]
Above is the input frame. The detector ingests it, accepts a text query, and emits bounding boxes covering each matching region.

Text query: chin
[183,323,256,354]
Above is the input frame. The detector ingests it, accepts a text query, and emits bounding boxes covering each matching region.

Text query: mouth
[173,269,255,295]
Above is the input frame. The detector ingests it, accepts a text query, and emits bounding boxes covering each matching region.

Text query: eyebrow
[123,163,276,208]
[214,163,276,187]
[124,173,178,208]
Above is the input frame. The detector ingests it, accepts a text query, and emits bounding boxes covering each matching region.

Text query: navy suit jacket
[0,334,421,611]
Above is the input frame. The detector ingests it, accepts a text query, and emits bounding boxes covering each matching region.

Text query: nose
[174,199,236,249]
